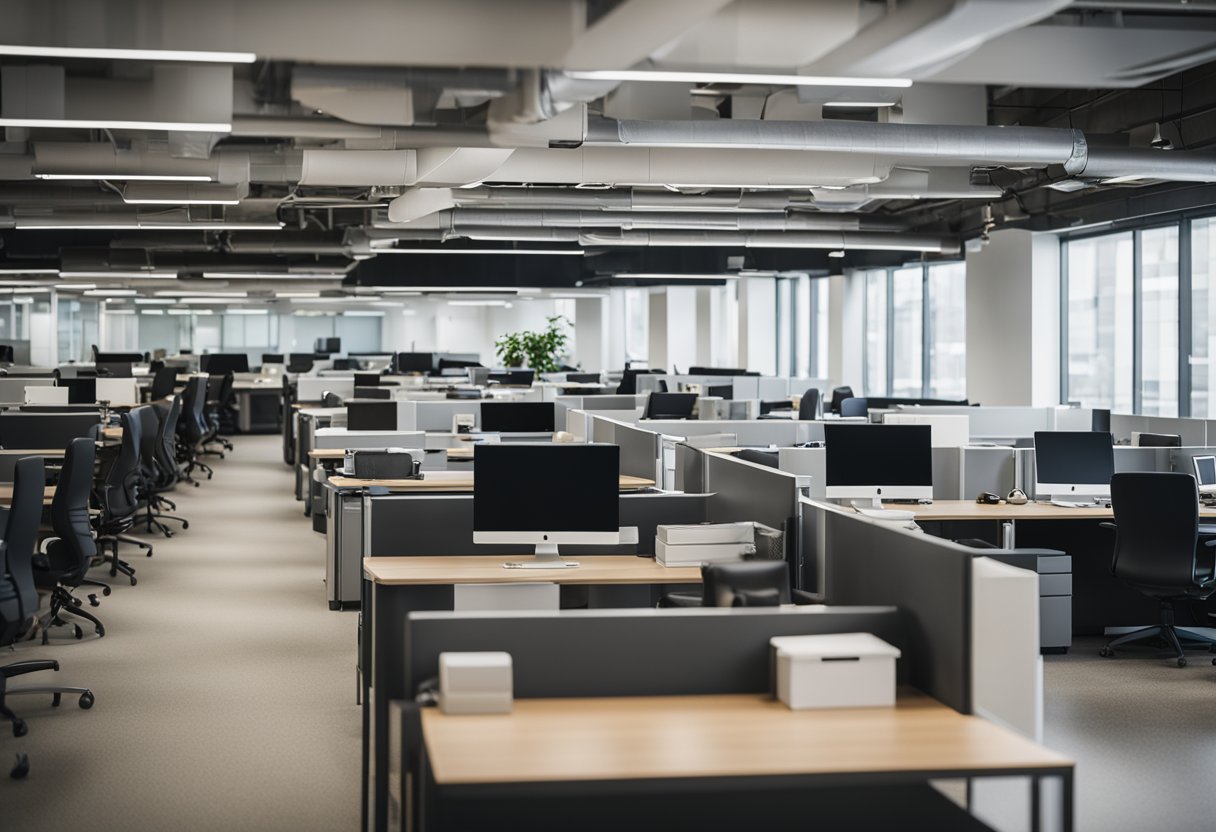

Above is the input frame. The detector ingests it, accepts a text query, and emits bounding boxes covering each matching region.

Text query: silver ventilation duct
[404,208,903,233]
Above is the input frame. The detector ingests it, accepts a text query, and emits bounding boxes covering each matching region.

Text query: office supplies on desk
[655,538,752,566]
[352,450,421,480]
[656,522,754,546]
[772,633,900,710]
[438,652,513,715]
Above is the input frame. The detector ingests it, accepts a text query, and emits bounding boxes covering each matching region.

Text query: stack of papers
[655,522,755,567]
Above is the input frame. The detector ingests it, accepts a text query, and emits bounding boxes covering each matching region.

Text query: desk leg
[1003,520,1016,549]
[1061,770,1074,832]
[1031,774,1042,832]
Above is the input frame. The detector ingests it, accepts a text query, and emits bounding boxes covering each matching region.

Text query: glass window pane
[1140,226,1178,416]
[814,278,829,379]
[795,276,812,377]
[623,289,649,365]
[864,270,888,396]
[927,262,966,399]
[1066,232,1134,411]
[776,278,793,376]
[1192,219,1216,417]
[891,267,923,398]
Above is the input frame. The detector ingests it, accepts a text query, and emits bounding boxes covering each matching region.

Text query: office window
[1140,226,1179,416]
[1064,232,1134,412]
[1192,219,1216,417]
[890,266,924,398]
[622,288,649,364]
[336,313,383,354]
[864,270,887,396]
[776,277,794,376]
[57,298,100,364]
[709,282,739,368]
[928,262,966,399]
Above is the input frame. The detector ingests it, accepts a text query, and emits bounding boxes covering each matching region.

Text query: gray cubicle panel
[907,406,1054,441]
[297,375,355,401]
[365,492,711,556]
[810,504,973,714]
[590,415,617,444]
[403,606,906,700]
[615,422,661,481]
[644,419,804,447]
[0,377,55,402]
[411,400,483,432]
[1169,447,1216,476]
[961,446,1017,496]
[313,428,425,450]
[1110,413,1208,446]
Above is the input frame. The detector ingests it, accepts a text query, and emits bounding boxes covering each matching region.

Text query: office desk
[309,446,474,462]
[330,474,656,492]
[362,555,702,832]
[914,500,1216,635]
[417,691,1073,831]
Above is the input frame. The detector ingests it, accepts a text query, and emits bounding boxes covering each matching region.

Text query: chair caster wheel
[181,521,189,530]
[128,576,137,587]
[79,691,94,709]
[1178,657,1188,667]
[12,717,27,738]
[52,692,61,707]
[95,625,105,637]
[1099,647,1114,657]
[87,595,100,607]
[101,586,111,597]
[10,752,29,779]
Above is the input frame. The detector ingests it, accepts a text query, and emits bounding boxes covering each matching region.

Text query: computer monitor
[1193,455,1216,496]
[354,372,382,387]
[823,423,933,505]
[1033,431,1114,501]
[94,361,133,378]
[566,373,601,384]
[316,337,341,354]
[287,353,315,372]
[95,351,143,363]
[394,352,435,374]
[479,402,555,433]
[488,369,535,387]
[643,392,697,420]
[1133,432,1181,448]
[473,443,621,567]
[707,384,733,399]
[200,353,250,374]
[261,353,285,365]
[59,377,97,405]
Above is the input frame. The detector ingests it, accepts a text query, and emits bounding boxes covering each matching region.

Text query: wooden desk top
[912,499,1216,521]
[309,446,474,461]
[421,691,1073,786]
[0,483,56,506]
[330,474,655,491]
[364,555,701,586]
[102,426,122,440]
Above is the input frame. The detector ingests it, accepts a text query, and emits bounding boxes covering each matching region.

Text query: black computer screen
[479,402,555,433]
[473,444,619,533]
[824,424,933,488]
[394,352,435,373]
[95,361,133,378]
[488,370,535,386]
[287,353,315,372]
[644,392,697,420]
[1195,456,1216,487]
[1034,431,1114,486]
[261,353,285,364]
[1137,432,1181,447]
[60,378,97,405]
[316,337,341,354]
[0,412,101,449]
[354,373,382,387]
[200,353,250,374]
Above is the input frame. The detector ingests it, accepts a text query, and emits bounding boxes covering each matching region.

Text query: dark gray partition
[404,606,905,699]
[615,422,661,480]
[815,507,972,714]
[365,492,711,556]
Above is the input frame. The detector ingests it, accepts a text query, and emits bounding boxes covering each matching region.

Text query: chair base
[1100,602,1216,666]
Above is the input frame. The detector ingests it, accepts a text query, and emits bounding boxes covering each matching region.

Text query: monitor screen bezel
[822,423,934,501]
[1033,430,1115,499]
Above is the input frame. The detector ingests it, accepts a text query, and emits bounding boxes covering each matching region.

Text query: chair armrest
[792,589,825,605]
[1203,539,1216,548]
[658,592,702,608]
[1099,522,1117,531]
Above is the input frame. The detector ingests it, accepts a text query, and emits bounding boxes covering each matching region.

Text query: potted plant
[494,315,571,372]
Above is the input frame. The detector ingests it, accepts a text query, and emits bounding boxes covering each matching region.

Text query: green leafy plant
[495,315,570,372]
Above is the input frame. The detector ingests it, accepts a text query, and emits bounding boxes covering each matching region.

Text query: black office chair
[659,561,822,608]
[1099,472,1216,666]
[829,386,854,415]
[33,438,109,640]
[798,388,822,420]
[1,455,94,774]
[201,372,235,456]
[322,391,343,408]
[94,408,152,579]
[176,376,213,484]
[138,401,188,537]
[840,397,869,418]
[149,366,177,401]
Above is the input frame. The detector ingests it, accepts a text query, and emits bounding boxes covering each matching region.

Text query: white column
[647,290,668,371]
[738,277,777,375]
[695,287,713,367]
[573,296,607,371]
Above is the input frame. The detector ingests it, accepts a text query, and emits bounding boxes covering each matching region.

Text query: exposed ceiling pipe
[587,117,1090,171]
[448,187,807,211]
[406,208,904,232]
[581,229,961,255]
[230,117,495,146]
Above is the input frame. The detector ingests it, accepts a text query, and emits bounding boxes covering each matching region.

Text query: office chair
[322,391,343,408]
[201,372,235,457]
[659,561,822,608]
[141,396,188,537]
[176,377,213,484]
[33,438,109,640]
[149,366,177,401]
[95,408,152,579]
[798,388,822,420]
[829,386,854,415]
[1,455,94,768]
[840,397,869,418]
[1099,472,1216,666]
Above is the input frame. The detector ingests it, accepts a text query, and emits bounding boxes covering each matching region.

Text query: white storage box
[655,538,752,566]
[438,651,513,715]
[771,633,900,710]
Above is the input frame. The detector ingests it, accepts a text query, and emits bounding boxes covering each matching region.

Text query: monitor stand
[502,544,581,570]
[849,497,916,522]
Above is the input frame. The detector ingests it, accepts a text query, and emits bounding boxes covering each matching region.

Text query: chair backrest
[798,388,821,420]
[218,371,235,405]
[137,404,161,476]
[179,376,207,440]
[322,391,343,408]
[101,409,142,518]
[840,397,869,418]
[5,455,46,623]
[701,561,790,607]
[829,386,854,414]
[1110,472,1204,588]
[150,366,177,400]
[155,395,182,477]
[50,437,98,580]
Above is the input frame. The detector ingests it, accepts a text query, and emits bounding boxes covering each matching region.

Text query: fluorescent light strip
[36,174,213,182]
[614,273,740,281]
[822,101,897,108]
[372,286,537,294]
[378,248,585,256]
[563,69,912,89]
[134,299,175,305]
[200,271,346,280]
[226,308,269,315]
[140,309,165,316]
[154,290,247,298]
[0,44,256,63]
[274,291,321,299]
[18,222,283,231]
[0,268,59,275]
[123,197,240,206]
[448,299,512,307]
[85,289,137,296]
[0,118,232,132]
[61,270,177,279]
[343,310,385,317]
[54,283,97,290]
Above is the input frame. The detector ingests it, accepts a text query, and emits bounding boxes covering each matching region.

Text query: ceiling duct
[405,208,904,233]
[32,143,250,182]
[579,229,961,255]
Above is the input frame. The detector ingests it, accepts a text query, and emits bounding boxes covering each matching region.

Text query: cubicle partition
[614,422,663,482]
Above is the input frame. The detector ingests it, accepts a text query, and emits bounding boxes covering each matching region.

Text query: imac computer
[473,443,621,569]
[1132,431,1182,447]
[1194,456,1216,498]
[643,392,697,420]
[1033,431,1114,505]
[479,401,555,433]
[823,424,933,518]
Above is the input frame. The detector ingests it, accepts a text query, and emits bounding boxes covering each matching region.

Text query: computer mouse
[975,491,1002,505]
[1006,489,1028,505]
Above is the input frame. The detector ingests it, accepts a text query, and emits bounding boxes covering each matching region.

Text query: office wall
[965,229,1060,406]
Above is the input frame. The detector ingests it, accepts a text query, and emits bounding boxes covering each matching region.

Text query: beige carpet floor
[0,434,359,832]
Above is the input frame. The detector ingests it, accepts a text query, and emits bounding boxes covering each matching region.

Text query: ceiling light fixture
[84,289,137,297]
[60,270,177,279]
[36,174,213,182]
[822,101,897,108]
[378,248,585,256]
[0,118,232,132]
[0,268,59,275]
[274,291,321,299]
[447,299,512,307]
[827,250,846,258]
[0,44,256,63]
[562,69,912,89]
[226,308,269,315]
[613,273,740,281]
[199,271,346,280]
